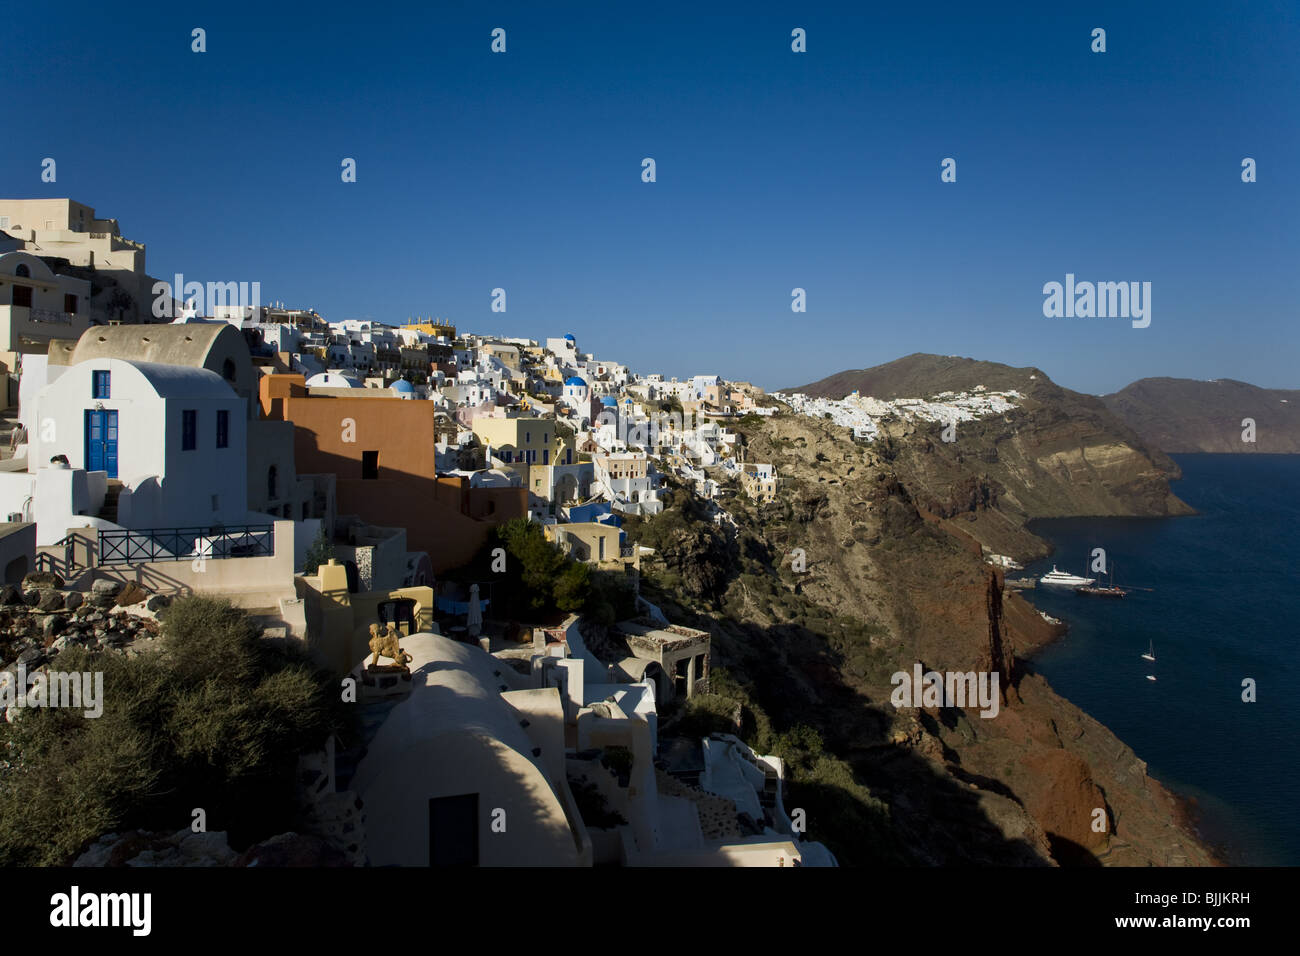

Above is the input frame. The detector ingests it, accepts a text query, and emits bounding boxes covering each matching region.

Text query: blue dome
[600,396,618,406]
[390,380,414,392]
[564,376,587,387]
[564,334,575,341]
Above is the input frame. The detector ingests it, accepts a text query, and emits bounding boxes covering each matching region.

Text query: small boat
[1040,566,1096,588]
[1145,675,1157,682]
[1141,640,1156,663]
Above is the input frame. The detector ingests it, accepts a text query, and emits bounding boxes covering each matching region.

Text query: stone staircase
[98,479,124,522]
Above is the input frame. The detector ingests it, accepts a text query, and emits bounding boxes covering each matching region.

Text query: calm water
[1024,454,1300,866]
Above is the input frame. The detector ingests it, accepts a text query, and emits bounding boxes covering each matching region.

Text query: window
[182,410,197,450]
[92,370,111,399]
[216,409,229,448]
[362,450,379,480]
[221,358,236,383]
[0,217,8,230]
[267,466,278,500]
[14,264,29,278]
[64,293,78,315]
[525,431,530,444]
[11,284,31,308]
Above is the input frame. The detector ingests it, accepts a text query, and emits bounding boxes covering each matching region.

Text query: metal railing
[35,535,79,576]
[26,308,73,324]
[99,525,274,565]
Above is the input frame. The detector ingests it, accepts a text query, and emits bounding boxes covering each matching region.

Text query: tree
[553,561,592,612]
[496,518,567,615]
[303,526,334,575]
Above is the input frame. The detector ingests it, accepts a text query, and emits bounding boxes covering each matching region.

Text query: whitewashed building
[2,359,249,544]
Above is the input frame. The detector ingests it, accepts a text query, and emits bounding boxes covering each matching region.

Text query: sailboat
[1076,563,1126,598]
[1141,640,1156,663]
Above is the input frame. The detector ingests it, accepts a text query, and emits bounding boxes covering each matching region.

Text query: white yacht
[1039,566,1096,587]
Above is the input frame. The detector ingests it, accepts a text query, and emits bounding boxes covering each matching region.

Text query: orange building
[260,374,526,572]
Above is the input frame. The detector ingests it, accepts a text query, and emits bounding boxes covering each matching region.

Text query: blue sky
[4,0,1297,393]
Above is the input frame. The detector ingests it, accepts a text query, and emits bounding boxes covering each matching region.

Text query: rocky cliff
[794,354,1195,557]
[632,358,1216,866]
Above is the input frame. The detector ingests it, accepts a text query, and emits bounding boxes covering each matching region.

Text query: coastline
[1015,603,1229,866]
[1013,506,1251,867]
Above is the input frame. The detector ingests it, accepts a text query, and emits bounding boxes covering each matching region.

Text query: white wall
[32,360,248,530]
[17,353,48,438]
[0,472,35,523]
[0,466,110,546]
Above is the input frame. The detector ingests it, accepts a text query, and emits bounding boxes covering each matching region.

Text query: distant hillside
[787,353,1192,531]
[1103,378,1300,454]
[790,353,1048,402]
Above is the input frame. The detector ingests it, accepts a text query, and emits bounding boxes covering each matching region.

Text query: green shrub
[0,596,353,865]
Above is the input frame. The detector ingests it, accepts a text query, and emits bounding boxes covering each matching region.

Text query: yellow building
[400,318,456,339]
[472,416,567,467]
[544,521,632,569]
[740,463,778,502]
[0,199,153,323]
[0,251,92,373]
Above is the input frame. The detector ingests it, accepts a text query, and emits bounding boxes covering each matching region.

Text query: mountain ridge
[789,355,1300,456]
[1101,377,1300,454]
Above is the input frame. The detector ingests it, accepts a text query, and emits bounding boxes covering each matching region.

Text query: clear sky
[4,0,1297,394]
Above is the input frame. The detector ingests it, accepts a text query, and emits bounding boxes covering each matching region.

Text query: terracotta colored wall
[260,373,307,420]
[268,384,526,573]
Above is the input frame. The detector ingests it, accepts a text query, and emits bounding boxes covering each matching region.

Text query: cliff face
[796,354,1195,557]
[634,370,1216,866]
[1103,377,1300,454]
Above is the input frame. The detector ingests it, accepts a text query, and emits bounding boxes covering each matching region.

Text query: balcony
[2,304,87,351]
[27,308,73,324]
[99,525,275,565]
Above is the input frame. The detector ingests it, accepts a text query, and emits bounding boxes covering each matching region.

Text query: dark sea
[1022,454,1300,866]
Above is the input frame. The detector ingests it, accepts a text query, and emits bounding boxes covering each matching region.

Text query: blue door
[85,409,118,478]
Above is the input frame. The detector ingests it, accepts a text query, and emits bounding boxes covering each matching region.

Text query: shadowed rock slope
[631,365,1213,866]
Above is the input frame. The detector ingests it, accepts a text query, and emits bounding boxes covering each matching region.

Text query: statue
[367,622,412,671]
